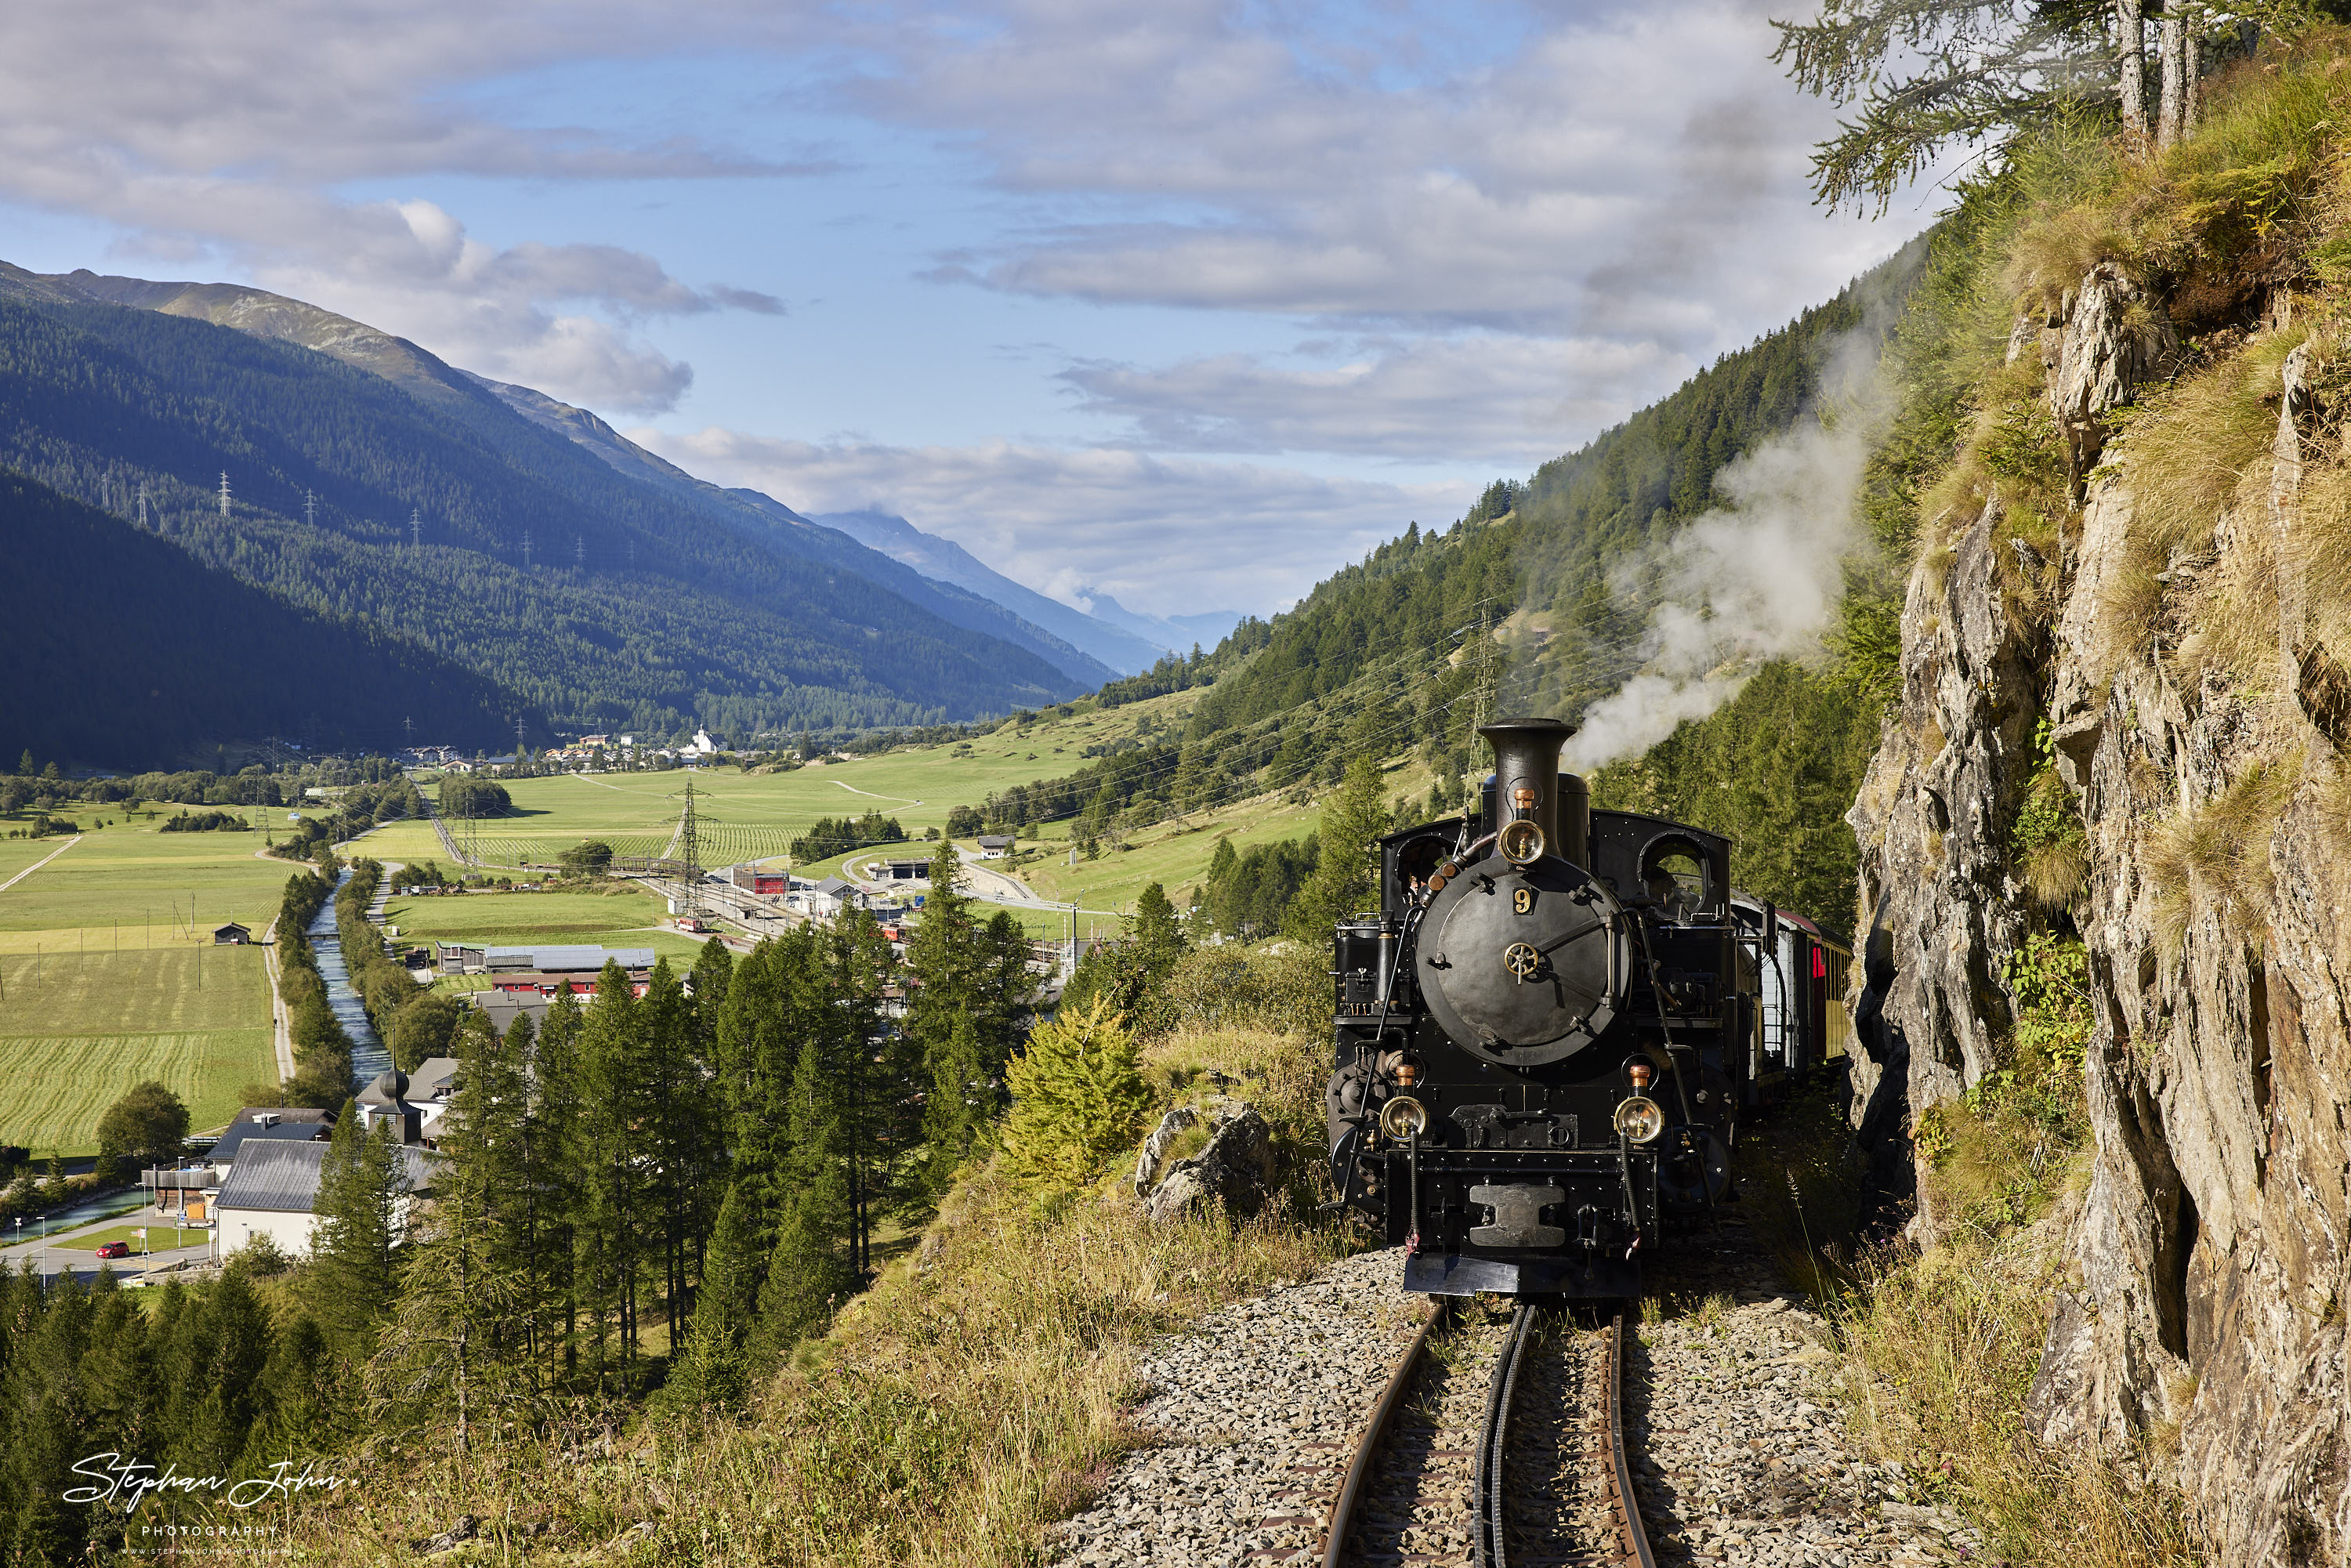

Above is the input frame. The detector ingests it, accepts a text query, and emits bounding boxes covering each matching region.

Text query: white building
[212,1139,434,1257]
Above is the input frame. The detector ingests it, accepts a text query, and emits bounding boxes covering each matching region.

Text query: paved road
[6,1208,218,1282]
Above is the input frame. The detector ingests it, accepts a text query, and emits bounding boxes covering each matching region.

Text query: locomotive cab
[1327,717,1748,1300]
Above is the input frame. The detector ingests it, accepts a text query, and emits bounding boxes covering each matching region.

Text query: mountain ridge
[0,265,1089,741]
[808,506,1168,675]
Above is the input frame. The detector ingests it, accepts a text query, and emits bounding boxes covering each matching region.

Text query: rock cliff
[1852,255,2351,1561]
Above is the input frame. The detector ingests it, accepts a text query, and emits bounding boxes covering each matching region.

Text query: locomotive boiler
[1324,717,1848,1298]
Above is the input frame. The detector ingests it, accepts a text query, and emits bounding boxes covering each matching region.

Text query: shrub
[999,998,1154,1201]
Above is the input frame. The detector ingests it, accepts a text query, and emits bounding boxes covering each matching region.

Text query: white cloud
[0,1,813,411]
[1059,333,1689,465]
[633,424,1476,616]
[868,0,1912,347]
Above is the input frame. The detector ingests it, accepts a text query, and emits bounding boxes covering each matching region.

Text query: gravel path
[1049,1225,1982,1568]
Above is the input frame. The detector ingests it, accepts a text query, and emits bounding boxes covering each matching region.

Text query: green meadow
[0,947,274,1153]
[0,817,305,955]
[380,885,713,972]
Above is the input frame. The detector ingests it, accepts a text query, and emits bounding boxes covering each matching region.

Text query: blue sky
[0,0,1943,617]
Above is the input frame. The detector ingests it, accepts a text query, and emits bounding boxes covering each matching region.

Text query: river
[308,869,391,1086]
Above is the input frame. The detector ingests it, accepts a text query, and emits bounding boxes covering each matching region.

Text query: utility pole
[218,473,231,518]
[677,779,703,919]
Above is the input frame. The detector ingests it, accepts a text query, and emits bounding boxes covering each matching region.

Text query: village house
[143,1106,336,1221]
[213,1074,437,1257]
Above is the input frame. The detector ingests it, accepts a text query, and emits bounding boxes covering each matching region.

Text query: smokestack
[1480,717,1588,865]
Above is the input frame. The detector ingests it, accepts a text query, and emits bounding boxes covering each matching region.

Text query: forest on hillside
[0,471,517,767]
[0,289,1078,744]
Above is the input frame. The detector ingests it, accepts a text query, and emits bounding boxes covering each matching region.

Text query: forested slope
[0,269,1083,743]
[0,469,517,766]
[961,264,1918,926]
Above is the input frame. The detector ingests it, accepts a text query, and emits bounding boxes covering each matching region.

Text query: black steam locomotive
[1324,718,1851,1298]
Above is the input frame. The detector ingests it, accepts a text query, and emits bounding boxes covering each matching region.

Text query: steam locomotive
[1324,718,1852,1298]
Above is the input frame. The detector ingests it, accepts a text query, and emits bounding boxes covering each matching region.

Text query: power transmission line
[217,473,231,518]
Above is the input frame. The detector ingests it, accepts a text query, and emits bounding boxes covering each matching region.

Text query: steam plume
[1555,310,1896,775]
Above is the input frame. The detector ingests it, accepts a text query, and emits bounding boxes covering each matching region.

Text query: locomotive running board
[1402,1251,1640,1298]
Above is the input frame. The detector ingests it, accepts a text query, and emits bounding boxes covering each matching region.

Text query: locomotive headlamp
[1497,819,1545,864]
[1380,1095,1429,1140]
[1613,1095,1665,1144]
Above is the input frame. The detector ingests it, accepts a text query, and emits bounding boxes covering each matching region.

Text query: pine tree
[755,1139,856,1361]
[303,1103,404,1368]
[666,1179,766,1410]
[574,961,649,1392]
[533,988,585,1382]
[168,1269,274,1480]
[373,1012,534,1458]
[1287,753,1388,938]
[999,998,1153,1201]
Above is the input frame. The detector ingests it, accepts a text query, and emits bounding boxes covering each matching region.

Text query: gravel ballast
[1049,1229,1981,1568]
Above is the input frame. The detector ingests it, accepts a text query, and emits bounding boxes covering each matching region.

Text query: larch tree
[303,1103,406,1370]
[1287,752,1389,939]
[1766,0,2279,210]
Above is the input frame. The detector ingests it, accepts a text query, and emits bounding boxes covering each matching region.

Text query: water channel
[309,867,391,1086]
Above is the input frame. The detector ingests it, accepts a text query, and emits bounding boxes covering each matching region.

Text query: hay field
[0,947,274,1153]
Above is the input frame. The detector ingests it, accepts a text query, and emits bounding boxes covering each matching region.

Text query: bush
[1000,998,1154,1201]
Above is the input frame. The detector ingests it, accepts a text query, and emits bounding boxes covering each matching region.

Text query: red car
[94,1241,131,1259]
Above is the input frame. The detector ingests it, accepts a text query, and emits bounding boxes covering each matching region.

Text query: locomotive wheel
[1417,853,1628,1066]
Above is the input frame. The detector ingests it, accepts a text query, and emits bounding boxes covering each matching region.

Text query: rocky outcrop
[1862,258,2351,1560]
[2031,327,2351,1561]
[2031,261,2183,485]
[1131,1106,1201,1197]
[1143,1104,1277,1224]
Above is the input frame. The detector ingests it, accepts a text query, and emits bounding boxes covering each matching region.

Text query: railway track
[1324,1299,1656,1568]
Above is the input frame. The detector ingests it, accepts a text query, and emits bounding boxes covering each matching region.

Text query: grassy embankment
[0,813,281,1152]
[270,947,1368,1566]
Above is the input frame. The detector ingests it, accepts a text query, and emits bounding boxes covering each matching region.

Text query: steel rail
[1473,1302,1538,1568]
[1321,1298,1458,1568]
[1603,1308,1659,1568]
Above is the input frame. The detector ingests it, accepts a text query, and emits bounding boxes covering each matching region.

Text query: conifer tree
[757,1044,858,1360]
[533,988,586,1382]
[304,1103,405,1368]
[999,998,1152,1200]
[574,961,649,1390]
[375,1011,534,1456]
[667,1178,766,1410]
[1287,753,1389,938]
[169,1269,274,1480]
